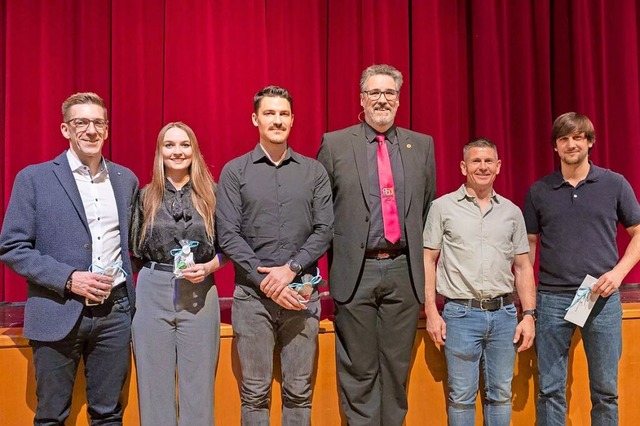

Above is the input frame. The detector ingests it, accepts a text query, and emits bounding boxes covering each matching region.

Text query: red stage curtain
[2,0,640,301]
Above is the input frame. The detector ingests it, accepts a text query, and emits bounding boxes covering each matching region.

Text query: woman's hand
[181,263,209,283]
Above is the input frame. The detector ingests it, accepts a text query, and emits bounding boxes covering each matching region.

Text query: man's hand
[272,286,306,311]
[425,310,447,346]
[513,316,535,352]
[592,270,624,297]
[68,271,114,302]
[258,265,297,298]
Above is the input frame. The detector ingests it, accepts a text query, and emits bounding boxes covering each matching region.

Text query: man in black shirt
[216,85,333,425]
[524,112,640,425]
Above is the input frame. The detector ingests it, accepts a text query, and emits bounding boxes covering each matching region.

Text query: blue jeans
[442,301,518,426]
[536,291,622,426]
[30,295,132,426]
[232,285,320,426]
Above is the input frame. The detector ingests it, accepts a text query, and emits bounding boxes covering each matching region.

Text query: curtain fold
[3,0,640,301]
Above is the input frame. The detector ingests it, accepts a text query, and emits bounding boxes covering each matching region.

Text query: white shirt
[67,150,125,287]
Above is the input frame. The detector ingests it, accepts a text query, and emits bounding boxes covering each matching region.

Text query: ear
[251,113,258,127]
[460,160,467,176]
[360,94,365,108]
[496,159,502,175]
[290,113,294,128]
[60,122,71,139]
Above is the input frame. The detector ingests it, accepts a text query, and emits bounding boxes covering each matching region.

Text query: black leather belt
[72,284,128,305]
[107,285,128,301]
[144,261,174,272]
[447,293,514,311]
[364,249,406,260]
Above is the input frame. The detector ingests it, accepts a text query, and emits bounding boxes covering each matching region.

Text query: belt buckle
[479,297,496,311]
[376,251,391,260]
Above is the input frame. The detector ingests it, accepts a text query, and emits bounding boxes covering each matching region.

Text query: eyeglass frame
[361,89,399,101]
[65,117,109,131]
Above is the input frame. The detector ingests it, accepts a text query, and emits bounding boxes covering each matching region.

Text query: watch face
[289,260,302,273]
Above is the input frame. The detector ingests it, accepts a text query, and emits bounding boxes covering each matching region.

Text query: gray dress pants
[132,264,220,426]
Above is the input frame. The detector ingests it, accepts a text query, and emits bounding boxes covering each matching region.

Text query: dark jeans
[30,295,132,426]
[334,255,421,426]
[232,285,320,426]
[536,291,622,426]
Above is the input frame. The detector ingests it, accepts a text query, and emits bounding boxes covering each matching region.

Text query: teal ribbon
[169,240,200,257]
[565,286,592,311]
[289,268,322,291]
[88,260,128,277]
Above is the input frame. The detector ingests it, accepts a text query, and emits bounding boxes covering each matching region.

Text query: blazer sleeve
[0,168,75,296]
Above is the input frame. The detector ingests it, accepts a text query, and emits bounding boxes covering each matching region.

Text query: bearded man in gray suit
[317,64,436,425]
[0,92,138,425]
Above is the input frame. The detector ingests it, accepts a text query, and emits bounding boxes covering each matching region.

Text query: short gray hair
[463,138,498,160]
[360,64,403,92]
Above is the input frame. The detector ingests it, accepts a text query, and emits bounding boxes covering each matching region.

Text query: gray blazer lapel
[52,152,90,234]
[351,124,371,211]
[397,129,414,216]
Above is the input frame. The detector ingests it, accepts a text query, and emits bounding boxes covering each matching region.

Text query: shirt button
[573,194,577,198]
[97,237,101,240]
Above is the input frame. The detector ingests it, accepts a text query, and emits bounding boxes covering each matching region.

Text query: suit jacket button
[365,216,369,222]
[360,243,365,249]
[83,243,91,250]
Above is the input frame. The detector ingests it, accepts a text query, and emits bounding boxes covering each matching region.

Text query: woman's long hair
[139,122,216,245]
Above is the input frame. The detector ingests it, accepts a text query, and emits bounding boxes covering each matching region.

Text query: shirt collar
[250,143,300,165]
[165,178,191,194]
[551,161,601,189]
[455,183,499,203]
[66,150,108,177]
[364,122,398,145]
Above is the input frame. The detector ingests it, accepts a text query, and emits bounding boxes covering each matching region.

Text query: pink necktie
[376,134,401,244]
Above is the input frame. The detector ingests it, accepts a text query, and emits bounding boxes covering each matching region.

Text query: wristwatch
[522,309,538,321]
[65,275,74,294]
[287,259,302,275]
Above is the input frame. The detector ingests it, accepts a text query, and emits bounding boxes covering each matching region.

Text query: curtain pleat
[3,0,640,301]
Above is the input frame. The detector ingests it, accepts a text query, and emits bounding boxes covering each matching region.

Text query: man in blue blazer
[317,65,436,425]
[0,92,138,425]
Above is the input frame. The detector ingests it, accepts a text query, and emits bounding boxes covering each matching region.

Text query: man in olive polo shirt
[424,138,536,426]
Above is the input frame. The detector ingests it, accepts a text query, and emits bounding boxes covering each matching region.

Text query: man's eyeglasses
[66,118,109,131]
[362,89,399,101]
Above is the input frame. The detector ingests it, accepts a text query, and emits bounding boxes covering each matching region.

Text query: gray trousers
[334,255,421,426]
[132,265,220,426]
[232,285,320,426]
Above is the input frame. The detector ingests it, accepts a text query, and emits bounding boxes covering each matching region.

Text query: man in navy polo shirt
[524,112,640,425]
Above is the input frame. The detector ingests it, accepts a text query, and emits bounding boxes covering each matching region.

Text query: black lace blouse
[131,180,216,264]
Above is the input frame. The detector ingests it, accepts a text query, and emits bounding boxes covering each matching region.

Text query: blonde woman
[131,122,225,425]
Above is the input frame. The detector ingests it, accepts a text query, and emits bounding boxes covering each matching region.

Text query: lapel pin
[406,144,412,148]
